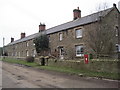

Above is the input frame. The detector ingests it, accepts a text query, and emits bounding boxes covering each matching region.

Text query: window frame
[26,50,29,56]
[75,45,84,57]
[75,28,83,38]
[115,26,119,37]
[59,33,63,41]
[116,44,120,52]
[26,41,29,47]
[32,49,36,57]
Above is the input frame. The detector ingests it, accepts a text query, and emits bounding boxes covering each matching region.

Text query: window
[59,33,63,41]
[19,52,20,57]
[66,30,68,35]
[15,52,17,56]
[32,49,36,57]
[76,29,83,38]
[26,42,29,47]
[48,35,51,42]
[119,45,120,52]
[26,50,29,56]
[115,26,118,36]
[116,44,120,52]
[75,45,84,56]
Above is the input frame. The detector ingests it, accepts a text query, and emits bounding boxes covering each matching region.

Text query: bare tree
[84,3,116,58]
[95,2,108,12]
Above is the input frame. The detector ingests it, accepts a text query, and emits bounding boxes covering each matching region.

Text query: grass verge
[1,57,120,80]
[40,65,119,80]
[2,57,39,67]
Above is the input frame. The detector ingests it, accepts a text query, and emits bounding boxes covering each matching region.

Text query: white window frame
[75,45,84,56]
[26,50,29,56]
[115,26,119,36]
[76,28,83,38]
[116,44,120,52]
[119,45,120,52]
[26,42,29,47]
[59,33,63,41]
[32,49,36,57]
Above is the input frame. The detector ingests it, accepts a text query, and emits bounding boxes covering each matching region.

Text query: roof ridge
[46,20,73,31]
[7,7,114,46]
[84,7,113,17]
[46,7,113,31]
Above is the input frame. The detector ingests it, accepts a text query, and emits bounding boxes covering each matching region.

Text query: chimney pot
[21,33,26,39]
[11,37,14,42]
[39,23,46,32]
[73,7,81,20]
[113,3,116,7]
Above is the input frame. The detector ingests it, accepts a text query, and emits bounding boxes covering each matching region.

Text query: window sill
[76,37,82,39]
[76,54,84,57]
[75,56,84,59]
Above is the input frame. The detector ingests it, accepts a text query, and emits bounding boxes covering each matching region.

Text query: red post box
[84,54,89,64]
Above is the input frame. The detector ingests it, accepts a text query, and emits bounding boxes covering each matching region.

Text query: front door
[59,47,64,59]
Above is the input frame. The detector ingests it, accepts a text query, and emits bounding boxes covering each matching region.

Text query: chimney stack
[73,7,81,20]
[113,3,116,7]
[39,23,46,32]
[11,37,14,42]
[21,33,26,39]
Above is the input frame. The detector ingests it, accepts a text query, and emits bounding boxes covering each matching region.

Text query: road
[1,61,119,88]
[0,60,2,89]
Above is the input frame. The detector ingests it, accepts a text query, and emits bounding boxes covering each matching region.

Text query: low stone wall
[5,56,26,60]
[5,56,119,73]
[47,59,119,73]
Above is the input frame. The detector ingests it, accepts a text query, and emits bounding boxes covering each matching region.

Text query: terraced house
[5,4,120,59]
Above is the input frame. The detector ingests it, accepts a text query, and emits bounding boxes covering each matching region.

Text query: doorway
[59,47,64,59]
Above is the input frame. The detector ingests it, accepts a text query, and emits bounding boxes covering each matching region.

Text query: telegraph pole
[3,37,5,56]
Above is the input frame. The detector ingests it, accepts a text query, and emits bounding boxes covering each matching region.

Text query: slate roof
[7,7,113,46]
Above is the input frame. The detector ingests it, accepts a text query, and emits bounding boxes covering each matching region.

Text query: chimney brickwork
[11,37,14,42]
[73,7,81,20]
[21,33,26,39]
[39,23,46,32]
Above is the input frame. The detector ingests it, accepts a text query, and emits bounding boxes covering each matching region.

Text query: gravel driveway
[2,61,119,88]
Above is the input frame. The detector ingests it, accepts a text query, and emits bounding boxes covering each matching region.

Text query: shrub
[26,56,34,62]
[89,53,93,59]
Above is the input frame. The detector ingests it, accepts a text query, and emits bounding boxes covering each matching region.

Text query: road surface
[1,61,119,88]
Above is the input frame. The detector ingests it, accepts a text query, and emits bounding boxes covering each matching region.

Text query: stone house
[5,4,120,59]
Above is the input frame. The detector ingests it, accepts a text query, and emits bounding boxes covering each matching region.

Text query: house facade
[5,4,120,59]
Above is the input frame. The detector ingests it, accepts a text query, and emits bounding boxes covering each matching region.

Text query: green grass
[40,65,119,80]
[1,57,120,80]
[2,57,39,67]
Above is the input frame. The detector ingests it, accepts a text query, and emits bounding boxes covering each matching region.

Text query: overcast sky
[0,0,119,47]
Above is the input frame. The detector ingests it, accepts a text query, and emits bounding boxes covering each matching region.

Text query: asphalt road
[1,61,120,88]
